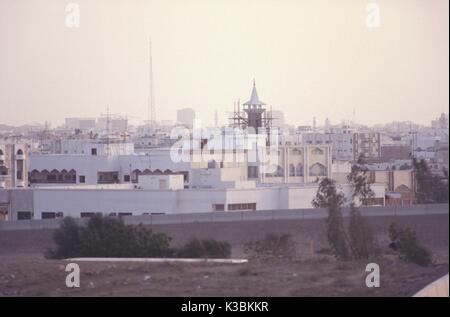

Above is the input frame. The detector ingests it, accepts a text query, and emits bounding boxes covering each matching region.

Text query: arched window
[275,165,284,177]
[0,165,8,175]
[17,149,23,155]
[296,163,304,176]
[309,163,326,176]
[131,169,141,183]
[312,147,323,155]
[289,164,295,176]
[395,184,410,192]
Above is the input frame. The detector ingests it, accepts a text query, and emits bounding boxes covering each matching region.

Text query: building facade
[0,143,29,189]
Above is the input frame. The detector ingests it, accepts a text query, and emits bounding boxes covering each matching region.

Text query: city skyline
[0,0,448,127]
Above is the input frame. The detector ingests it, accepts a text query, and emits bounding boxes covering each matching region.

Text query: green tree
[413,158,449,204]
[347,155,374,204]
[346,156,378,259]
[312,178,349,260]
[347,205,378,259]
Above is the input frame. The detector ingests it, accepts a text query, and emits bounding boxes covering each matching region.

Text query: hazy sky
[0,0,448,127]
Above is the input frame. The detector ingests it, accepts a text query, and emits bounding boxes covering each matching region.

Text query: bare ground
[0,214,448,296]
[0,253,448,297]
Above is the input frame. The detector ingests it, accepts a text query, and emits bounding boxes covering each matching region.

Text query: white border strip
[413,274,449,297]
[65,257,248,264]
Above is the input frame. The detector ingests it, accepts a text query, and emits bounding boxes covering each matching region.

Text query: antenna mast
[106,105,111,156]
[148,38,156,128]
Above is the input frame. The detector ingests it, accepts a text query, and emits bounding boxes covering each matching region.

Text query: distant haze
[0,0,448,127]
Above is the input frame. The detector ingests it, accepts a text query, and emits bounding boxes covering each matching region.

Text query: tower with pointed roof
[230,80,273,134]
[243,79,267,131]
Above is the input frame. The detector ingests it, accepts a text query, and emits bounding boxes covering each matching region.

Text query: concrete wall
[138,175,184,190]
[0,203,447,231]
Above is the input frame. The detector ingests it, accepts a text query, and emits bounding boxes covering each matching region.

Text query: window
[309,163,326,176]
[312,147,324,155]
[247,166,259,178]
[17,211,32,220]
[289,164,295,176]
[213,204,225,211]
[91,148,97,156]
[79,175,85,183]
[42,212,56,219]
[124,175,130,182]
[16,149,23,155]
[80,212,101,218]
[296,163,304,176]
[16,159,23,180]
[275,166,284,177]
[227,203,256,211]
[207,160,216,169]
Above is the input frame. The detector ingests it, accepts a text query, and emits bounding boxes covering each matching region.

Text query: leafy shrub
[46,217,82,259]
[47,215,172,259]
[176,238,231,259]
[348,206,379,259]
[388,223,432,267]
[245,233,296,259]
[326,205,350,260]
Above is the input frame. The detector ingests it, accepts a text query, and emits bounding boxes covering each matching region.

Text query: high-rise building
[354,132,381,161]
[177,108,196,128]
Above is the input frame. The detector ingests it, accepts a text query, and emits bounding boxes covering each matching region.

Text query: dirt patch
[0,213,447,296]
[0,254,447,297]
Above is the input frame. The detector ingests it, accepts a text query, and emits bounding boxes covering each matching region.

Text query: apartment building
[0,143,29,189]
[353,132,381,161]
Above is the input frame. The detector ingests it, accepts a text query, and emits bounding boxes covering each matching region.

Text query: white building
[64,118,96,131]
[0,180,386,220]
[96,117,128,133]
